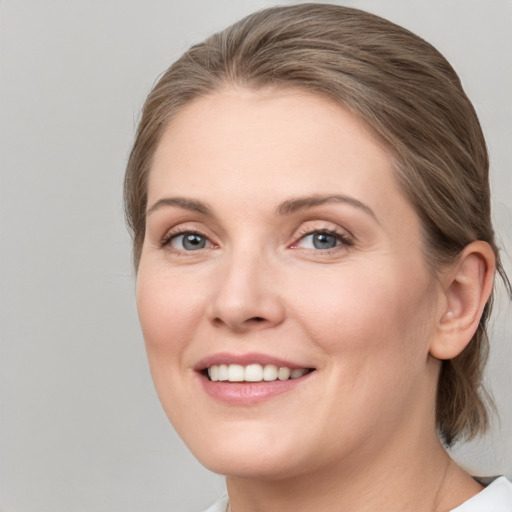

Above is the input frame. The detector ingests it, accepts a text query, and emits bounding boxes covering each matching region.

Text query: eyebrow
[146,197,214,216]
[276,194,377,220]
[146,193,377,221]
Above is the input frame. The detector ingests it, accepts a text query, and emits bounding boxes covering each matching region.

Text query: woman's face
[137,88,444,479]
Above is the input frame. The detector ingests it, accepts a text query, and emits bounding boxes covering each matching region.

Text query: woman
[124,4,512,511]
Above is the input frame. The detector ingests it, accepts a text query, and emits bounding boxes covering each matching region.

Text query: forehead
[148,87,410,226]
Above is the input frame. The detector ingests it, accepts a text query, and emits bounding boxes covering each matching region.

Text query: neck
[225,430,480,512]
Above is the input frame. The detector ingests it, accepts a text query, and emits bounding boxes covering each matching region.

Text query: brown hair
[124,3,508,445]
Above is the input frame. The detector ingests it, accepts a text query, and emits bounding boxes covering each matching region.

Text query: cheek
[136,268,204,369]
[290,262,436,364]
[293,264,438,424]
[135,267,209,431]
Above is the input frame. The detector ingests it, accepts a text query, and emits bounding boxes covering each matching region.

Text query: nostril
[212,316,265,327]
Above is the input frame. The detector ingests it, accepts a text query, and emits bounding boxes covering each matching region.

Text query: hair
[124,3,509,446]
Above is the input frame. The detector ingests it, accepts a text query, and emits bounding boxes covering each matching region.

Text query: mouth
[195,355,316,404]
[203,363,315,382]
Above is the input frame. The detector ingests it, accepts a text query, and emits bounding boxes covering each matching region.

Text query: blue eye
[312,232,338,249]
[296,230,351,250]
[170,232,210,251]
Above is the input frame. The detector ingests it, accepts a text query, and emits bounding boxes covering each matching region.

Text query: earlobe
[430,241,495,360]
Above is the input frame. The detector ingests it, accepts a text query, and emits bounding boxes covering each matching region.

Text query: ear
[430,241,496,360]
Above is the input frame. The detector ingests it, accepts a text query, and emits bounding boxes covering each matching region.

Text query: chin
[198,451,304,480]
[179,424,309,480]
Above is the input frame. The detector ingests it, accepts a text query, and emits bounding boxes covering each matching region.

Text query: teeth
[207,363,310,382]
[290,368,308,379]
[218,364,229,381]
[209,365,219,381]
[278,367,291,380]
[263,364,278,381]
[245,364,263,382]
[228,364,244,382]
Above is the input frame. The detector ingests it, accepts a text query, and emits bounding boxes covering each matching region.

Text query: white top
[451,477,512,511]
[202,476,512,512]
[202,496,228,512]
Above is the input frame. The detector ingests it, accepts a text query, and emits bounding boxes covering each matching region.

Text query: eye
[294,229,353,251]
[169,232,212,251]
[299,232,339,250]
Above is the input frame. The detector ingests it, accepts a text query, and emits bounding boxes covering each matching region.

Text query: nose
[208,250,285,333]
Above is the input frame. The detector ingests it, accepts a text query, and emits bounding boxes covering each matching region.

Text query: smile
[207,364,312,382]
[195,355,316,404]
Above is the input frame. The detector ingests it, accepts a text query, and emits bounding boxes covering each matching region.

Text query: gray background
[1,1,511,511]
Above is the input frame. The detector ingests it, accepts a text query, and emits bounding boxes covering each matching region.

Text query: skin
[136,88,492,511]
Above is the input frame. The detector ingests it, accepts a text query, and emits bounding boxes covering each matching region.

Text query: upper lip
[194,352,314,371]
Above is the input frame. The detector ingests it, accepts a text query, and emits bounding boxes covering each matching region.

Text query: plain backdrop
[1,1,511,511]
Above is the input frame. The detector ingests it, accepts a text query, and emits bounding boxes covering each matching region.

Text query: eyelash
[292,227,354,251]
[160,226,354,253]
[160,228,212,249]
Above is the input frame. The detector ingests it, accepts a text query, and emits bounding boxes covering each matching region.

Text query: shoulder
[201,496,229,512]
[450,476,512,511]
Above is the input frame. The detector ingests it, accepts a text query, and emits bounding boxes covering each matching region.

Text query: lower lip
[197,373,314,405]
